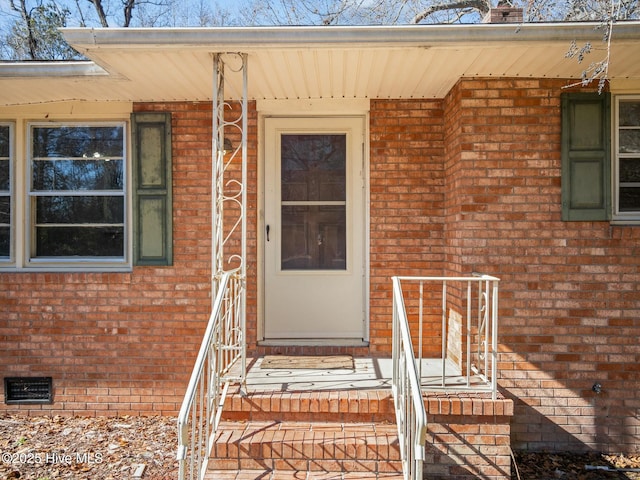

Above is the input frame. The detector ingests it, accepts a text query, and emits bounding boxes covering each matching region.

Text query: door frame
[256,99,370,346]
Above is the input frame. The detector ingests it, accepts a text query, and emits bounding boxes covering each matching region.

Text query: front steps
[203,356,515,480]
[206,388,402,479]
[206,470,403,480]
[207,421,403,478]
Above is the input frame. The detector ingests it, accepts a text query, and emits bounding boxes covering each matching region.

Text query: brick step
[209,420,402,474]
[222,387,396,423]
[204,470,405,479]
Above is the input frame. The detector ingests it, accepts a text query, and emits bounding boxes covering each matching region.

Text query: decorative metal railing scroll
[177,53,249,480]
[211,52,247,384]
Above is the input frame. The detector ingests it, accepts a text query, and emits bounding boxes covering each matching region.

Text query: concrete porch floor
[239,357,487,392]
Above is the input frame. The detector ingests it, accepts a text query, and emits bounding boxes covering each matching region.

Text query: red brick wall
[369,100,446,354]
[0,101,257,416]
[443,78,640,454]
[425,393,513,479]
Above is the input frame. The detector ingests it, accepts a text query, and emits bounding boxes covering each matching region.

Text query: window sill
[1,261,133,273]
[610,219,640,226]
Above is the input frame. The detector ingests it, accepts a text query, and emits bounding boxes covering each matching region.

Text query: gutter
[61,22,640,50]
[0,61,107,78]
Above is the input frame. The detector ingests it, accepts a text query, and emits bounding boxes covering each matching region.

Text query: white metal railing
[392,277,428,480]
[392,274,500,479]
[394,274,500,399]
[176,269,245,480]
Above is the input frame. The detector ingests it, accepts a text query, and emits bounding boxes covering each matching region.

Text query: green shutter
[561,92,611,221]
[131,112,173,266]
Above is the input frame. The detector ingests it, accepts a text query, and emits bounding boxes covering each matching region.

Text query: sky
[0,0,248,30]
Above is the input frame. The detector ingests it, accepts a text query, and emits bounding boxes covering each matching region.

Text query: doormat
[260,355,354,370]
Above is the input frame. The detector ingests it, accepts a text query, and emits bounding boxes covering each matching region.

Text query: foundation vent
[4,377,53,404]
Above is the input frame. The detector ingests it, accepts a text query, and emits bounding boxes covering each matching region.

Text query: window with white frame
[28,123,126,262]
[0,123,12,261]
[614,97,640,221]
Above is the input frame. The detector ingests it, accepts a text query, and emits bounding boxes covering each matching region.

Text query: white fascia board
[0,61,107,78]
[61,22,640,51]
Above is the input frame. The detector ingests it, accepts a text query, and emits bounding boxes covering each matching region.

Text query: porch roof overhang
[2,22,640,107]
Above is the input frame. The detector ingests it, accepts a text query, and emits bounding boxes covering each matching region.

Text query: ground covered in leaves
[1,414,639,479]
[513,451,640,480]
[0,414,178,480]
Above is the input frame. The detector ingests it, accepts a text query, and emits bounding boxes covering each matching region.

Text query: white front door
[264,116,366,341]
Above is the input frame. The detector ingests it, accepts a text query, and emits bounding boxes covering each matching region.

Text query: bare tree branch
[123,0,135,26]
[87,0,110,27]
[411,0,491,23]
[74,0,88,25]
[389,0,410,23]
[9,0,38,58]
[564,0,624,92]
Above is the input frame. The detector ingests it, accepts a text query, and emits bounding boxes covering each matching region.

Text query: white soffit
[1,22,640,106]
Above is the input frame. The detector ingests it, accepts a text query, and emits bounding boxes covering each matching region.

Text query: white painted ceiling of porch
[2,23,640,106]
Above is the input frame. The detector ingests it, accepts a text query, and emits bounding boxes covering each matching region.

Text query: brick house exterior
[1,23,640,460]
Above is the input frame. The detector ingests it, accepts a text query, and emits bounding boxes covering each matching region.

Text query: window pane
[0,160,9,191]
[35,196,124,224]
[619,187,640,212]
[36,226,124,257]
[30,123,126,260]
[620,130,640,154]
[619,101,640,127]
[281,134,346,202]
[281,205,346,270]
[32,126,124,158]
[0,125,10,260]
[619,158,640,183]
[0,125,9,191]
[0,196,9,224]
[33,159,123,191]
[0,125,9,158]
[0,226,8,257]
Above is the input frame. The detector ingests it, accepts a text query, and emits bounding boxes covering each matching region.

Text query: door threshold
[259,339,369,347]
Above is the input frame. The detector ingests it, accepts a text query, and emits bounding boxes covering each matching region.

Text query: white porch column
[212,52,248,282]
[211,52,248,374]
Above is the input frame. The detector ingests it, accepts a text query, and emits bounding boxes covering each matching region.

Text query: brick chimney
[482,5,524,23]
